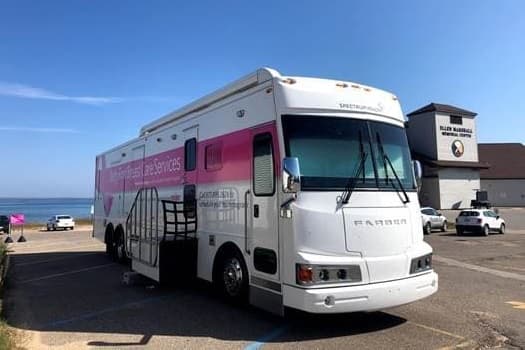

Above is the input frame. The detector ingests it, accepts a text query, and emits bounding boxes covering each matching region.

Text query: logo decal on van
[353,219,407,226]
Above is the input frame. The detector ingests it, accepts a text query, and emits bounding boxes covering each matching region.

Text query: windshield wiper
[375,132,410,204]
[341,132,368,204]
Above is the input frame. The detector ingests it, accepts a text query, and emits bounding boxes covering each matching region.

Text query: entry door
[250,128,279,282]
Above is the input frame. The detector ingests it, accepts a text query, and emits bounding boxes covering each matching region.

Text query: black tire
[105,229,114,257]
[499,224,505,234]
[71,226,75,231]
[53,225,57,231]
[424,222,432,235]
[46,226,50,232]
[115,231,127,264]
[483,225,490,236]
[441,221,447,232]
[217,249,249,303]
[456,228,463,236]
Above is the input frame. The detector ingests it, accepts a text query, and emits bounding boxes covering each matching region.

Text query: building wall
[406,112,437,159]
[419,177,441,209]
[435,113,478,162]
[481,179,525,207]
[438,168,480,209]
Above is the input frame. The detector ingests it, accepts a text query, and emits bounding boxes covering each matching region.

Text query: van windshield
[282,115,415,191]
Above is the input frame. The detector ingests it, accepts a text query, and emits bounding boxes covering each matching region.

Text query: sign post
[8,214,26,243]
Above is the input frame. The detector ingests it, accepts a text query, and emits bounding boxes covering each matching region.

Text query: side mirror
[283,157,301,193]
[413,160,422,191]
[437,212,442,216]
[496,216,500,219]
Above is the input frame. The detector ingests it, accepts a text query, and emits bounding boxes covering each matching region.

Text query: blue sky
[0,0,524,197]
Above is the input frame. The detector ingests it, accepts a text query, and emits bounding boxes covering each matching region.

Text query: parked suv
[47,215,75,231]
[0,215,9,234]
[455,209,505,236]
[421,207,447,234]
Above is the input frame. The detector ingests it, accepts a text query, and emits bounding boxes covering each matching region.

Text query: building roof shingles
[407,103,477,117]
[479,143,525,179]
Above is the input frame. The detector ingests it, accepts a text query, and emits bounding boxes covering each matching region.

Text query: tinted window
[58,215,71,219]
[459,211,479,217]
[253,133,275,196]
[205,143,222,171]
[184,138,197,171]
[421,209,433,215]
[450,115,463,125]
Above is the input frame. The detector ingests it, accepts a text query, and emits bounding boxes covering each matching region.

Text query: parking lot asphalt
[3,227,525,349]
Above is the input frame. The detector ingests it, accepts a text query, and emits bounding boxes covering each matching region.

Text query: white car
[421,207,447,234]
[455,209,505,236]
[47,215,75,231]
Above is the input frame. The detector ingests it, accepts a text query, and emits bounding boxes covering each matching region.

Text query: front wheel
[456,228,463,236]
[441,221,447,232]
[499,224,505,234]
[483,224,490,236]
[219,251,248,303]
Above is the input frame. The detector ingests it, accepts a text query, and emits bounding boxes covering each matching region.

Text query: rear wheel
[441,221,447,232]
[483,224,490,236]
[424,222,432,235]
[115,230,127,264]
[499,224,505,234]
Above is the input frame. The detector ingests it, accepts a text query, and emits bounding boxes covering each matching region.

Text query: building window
[205,143,222,171]
[450,115,463,125]
[184,138,197,171]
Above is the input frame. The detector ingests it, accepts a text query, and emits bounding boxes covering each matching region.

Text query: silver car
[421,207,447,234]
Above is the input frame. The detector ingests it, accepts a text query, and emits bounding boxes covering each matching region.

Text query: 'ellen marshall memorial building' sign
[439,125,473,138]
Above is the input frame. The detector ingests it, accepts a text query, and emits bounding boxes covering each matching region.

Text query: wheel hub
[223,258,243,296]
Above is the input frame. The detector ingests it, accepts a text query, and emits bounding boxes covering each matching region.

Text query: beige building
[406,103,489,209]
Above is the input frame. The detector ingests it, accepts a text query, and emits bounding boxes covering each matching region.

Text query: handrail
[244,189,251,255]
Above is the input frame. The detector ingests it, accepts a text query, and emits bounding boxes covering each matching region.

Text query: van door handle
[253,204,259,218]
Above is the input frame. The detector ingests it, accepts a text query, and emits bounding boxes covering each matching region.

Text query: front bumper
[283,271,438,313]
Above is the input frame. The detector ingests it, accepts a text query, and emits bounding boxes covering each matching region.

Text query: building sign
[451,140,464,157]
[439,125,473,138]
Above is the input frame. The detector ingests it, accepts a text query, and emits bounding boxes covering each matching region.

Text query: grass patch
[0,241,22,349]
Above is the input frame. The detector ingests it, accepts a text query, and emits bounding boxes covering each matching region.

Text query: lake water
[0,198,93,223]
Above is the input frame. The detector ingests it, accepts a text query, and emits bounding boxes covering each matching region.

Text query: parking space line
[407,321,465,340]
[434,255,525,282]
[45,295,167,328]
[16,252,99,267]
[506,301,525,310]
[18,263,115,284]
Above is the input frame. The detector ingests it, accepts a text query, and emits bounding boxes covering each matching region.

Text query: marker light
[282,78,296,84]
[336,82,348,88]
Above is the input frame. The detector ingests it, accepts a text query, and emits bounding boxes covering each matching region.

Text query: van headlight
[410,253,433,274]
[296,264,362,286]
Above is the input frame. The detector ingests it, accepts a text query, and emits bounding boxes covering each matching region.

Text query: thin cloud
[0,81,121,105]
[0,127,80,134]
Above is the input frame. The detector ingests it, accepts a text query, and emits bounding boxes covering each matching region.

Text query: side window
[205,142,222,171]
[253,133,275,196]
[483,211,491,217]
[184,138,197,171]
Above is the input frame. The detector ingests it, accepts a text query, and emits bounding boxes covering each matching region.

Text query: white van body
[94,68,438,315]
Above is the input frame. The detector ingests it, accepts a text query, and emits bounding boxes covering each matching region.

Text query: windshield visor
[282,115,415,191]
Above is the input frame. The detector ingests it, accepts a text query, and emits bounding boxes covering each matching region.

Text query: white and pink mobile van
[94,68,437,315]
